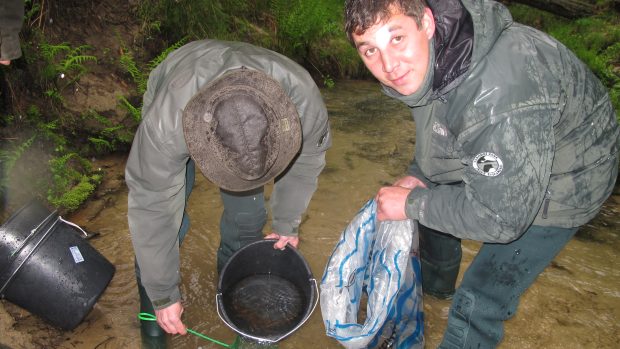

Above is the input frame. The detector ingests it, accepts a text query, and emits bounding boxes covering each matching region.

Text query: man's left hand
[376,186,411,221]
[264,233,299,250]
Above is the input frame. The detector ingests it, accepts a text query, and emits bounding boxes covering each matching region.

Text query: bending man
[126,39,331,337]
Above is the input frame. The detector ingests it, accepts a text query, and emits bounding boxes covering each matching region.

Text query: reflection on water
[1,80,618,348]
[223,274,304,338]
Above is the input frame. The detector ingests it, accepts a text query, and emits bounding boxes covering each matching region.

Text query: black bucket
[0,201,115,330]
[217,239,318,344]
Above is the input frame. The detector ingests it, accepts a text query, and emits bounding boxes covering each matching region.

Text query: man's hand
[375,185,412,221]
[154,301,187,335]
[0,60,11,66]
[393,175,427,190]
[264,233,299,250]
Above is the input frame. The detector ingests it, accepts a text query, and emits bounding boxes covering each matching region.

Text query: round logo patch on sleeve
[472,152,503,177]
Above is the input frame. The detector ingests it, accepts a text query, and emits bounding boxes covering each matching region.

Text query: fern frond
[40,42,70,61]
[118,95,142,122]
[61,55,97,71]
[146,37,189,72]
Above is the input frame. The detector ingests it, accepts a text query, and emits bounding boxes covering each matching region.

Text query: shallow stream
[1,80,619,348]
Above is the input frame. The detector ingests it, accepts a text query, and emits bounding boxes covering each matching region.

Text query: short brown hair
[344,0,428,45]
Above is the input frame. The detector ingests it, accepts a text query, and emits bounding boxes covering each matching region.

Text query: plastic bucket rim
[217,239,311,287]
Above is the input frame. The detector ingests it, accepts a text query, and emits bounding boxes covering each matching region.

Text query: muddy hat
[182,69,302,191]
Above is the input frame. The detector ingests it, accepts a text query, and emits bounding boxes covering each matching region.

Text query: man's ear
[421,7,435,39]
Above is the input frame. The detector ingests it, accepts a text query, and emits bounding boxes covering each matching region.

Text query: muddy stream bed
[1,80,619,348]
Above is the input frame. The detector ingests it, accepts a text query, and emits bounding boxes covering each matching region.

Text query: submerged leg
[217,186,267,273]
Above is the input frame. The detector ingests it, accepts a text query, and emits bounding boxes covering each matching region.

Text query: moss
[48,174,101,212]
[47,153,102,212]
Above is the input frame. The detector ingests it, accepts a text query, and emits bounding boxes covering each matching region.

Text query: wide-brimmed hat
[183,68,302,191]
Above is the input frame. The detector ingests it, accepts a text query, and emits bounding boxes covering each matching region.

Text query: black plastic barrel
[0,201,115,330]
[217,239,318,344]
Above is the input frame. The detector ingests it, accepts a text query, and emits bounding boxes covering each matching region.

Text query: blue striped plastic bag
[320,199,424,349]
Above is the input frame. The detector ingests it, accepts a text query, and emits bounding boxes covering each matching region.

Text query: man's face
[352,8,435,96]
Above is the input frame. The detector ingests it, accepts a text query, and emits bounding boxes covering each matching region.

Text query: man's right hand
[375,176,428,222]
[393,175,427,190]
[154,301,187,335]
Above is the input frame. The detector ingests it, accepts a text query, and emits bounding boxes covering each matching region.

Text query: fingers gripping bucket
[217,239,318,344]
[0,201,115,330]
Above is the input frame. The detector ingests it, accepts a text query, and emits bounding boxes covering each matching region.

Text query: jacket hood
[431,0,512,94]
[387,0,513,106]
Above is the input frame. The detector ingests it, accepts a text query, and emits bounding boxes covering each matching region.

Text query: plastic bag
[320,199,424,349]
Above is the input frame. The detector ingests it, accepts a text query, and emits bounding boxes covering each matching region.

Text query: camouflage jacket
[392,0,619,242]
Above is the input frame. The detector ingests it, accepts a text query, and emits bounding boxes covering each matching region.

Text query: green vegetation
[135,0,365,81]
[47,153,102,211]
[37,42,97,107]
[118,37,189,120]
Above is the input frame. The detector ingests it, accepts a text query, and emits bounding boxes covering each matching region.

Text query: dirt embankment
[1,0,148,217]
[1,0,142,347]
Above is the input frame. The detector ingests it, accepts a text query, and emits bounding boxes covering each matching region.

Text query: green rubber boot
[138,278,166,338]
[140,331,168,349]
[419,225,462,300]
[420,257,460,300]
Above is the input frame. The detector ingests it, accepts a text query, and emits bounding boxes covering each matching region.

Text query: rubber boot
[421,257,461,300]
[140,331,167,349]
[138,280,168,348]
[217,187,266,273]
[419,225,462,300]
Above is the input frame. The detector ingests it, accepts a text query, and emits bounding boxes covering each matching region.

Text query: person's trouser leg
[217,187,267,273]
[439,225,578,349]
[419,224,462,299]
[136,159,195,339]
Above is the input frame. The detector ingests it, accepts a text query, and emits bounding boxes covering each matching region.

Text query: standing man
[126,39,331,338]
[344,0,619,348]
[0,0,24,65]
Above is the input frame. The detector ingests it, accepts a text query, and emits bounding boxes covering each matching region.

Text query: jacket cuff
[405,187,430,222]
[271,221,299,236]
[148,286,182,310]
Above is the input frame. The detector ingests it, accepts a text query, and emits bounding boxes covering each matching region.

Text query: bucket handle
[216,277,320,344]
[9,215,89,259]
[58,216,90,238]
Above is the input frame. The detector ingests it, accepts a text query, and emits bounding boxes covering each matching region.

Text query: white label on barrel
[69,246,85,263]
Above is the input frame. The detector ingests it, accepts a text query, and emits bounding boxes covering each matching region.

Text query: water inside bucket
[223,273,305,337]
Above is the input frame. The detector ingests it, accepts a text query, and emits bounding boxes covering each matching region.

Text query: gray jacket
[125,40,331,306]
[0,0,23,62]
[394,0,619,243]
